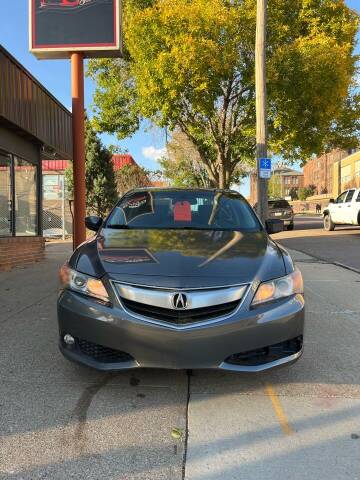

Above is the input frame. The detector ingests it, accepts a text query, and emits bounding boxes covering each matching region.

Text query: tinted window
[357,191,360,203]
[268,200,291,209]
[346,189,355,202]
[106,190,261,232]
[336,191,348,204]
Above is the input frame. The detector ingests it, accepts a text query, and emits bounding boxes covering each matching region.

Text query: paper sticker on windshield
[174,201,192,222]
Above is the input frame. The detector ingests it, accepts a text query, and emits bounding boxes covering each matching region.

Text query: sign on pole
[29,0,122,59]
[259,157,271,179]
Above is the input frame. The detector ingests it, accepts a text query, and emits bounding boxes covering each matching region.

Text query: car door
[343,189,357,224]
[331,191,348,224]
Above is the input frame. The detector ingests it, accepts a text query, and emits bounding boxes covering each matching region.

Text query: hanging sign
[29,0,122,59]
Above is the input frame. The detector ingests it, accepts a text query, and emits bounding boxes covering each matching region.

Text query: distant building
[272,165,304,198]
[249,165,304,204]
[303,149,360,197]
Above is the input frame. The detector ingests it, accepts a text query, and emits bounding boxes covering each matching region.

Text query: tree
[115,164,153,195]
[159,130,213,187]
[65,120,118,217]
[298,184,317,200]
[88,0,359,188]
[268,173,282,199]
[289,187,299,200]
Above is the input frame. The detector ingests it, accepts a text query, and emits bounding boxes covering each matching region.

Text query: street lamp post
[255,0,269,223]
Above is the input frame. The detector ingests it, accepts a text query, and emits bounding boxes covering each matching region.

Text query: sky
[0,0,359,196]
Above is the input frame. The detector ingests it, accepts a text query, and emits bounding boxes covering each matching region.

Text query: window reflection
[0,153,12,236]
[14,157,37,236]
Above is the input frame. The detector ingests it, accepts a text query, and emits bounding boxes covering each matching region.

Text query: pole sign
[29,0,122,59]
[259,158,271,179]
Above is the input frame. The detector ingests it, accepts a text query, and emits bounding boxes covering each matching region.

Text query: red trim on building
[42,159,70,171]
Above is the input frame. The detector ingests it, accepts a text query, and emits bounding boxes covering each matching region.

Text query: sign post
[71,52,86,246]
[30,0,122,247]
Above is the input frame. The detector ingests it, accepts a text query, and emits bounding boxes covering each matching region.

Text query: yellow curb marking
[265,383,294,436]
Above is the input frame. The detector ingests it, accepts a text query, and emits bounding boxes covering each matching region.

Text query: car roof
[127,187,244,196]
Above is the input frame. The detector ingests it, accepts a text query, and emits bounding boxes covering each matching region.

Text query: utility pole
[255,0,268,223]
[71,53,86,247]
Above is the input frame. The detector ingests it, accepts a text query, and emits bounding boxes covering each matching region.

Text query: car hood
[73,229,287,288]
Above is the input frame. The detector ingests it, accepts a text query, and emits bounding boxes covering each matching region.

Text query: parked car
[323,188,360,231]
[254,199,294,231]
[58,188,304,372]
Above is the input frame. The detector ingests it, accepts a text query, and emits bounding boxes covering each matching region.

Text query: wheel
[286,223,294,231]
[324,214,335,231]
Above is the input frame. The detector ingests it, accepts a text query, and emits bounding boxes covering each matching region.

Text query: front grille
[225,336,303,366]
[121,297,240,325]
[76,338,134,363]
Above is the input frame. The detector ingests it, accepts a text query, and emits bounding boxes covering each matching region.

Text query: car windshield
[105,190,262,232]
[268,200,291,209]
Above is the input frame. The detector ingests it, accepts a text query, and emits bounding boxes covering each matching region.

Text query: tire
[286,223,294,231]
[324,214,335,231]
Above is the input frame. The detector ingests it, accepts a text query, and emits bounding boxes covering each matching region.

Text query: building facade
[0,46,72,271]
[250,166,304,204]
[303,150,350,195]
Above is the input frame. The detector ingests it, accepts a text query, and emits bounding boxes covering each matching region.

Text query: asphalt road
[1,242,360,479]
[275,215,360,272]
[293,215,323,230]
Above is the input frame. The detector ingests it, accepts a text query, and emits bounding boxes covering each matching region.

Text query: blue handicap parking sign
[260,158,271,170]
[259,158,272,179]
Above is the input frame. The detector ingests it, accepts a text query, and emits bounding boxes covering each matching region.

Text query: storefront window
[0,151,38,237]
[0,153,12,236]
[14,157,38,236]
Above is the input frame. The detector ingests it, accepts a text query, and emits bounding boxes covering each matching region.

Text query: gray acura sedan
[58,188,304,372]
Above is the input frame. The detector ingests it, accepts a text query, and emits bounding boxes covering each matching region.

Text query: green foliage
[88,0,359,188]
[66,120,118,217]
[115,164,153,195]
[268,174,282,199]
[298,184,317,200]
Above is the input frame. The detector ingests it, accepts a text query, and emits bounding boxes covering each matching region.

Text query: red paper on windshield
[174,201,192,222]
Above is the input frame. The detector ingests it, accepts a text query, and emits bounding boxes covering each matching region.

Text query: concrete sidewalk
[1,244,359,479]
[185,249,360,480]
[0,242,187,480]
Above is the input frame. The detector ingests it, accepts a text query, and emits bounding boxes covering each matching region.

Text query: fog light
[64,334,75,345]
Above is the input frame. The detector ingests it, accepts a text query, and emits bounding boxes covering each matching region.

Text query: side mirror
[85,216,103,232]
[329,198,335,204]
[266,219,284,234]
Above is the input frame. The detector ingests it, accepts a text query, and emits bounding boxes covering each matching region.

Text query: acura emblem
[172,293,188,310]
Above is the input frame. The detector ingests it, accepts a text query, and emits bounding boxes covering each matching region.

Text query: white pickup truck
[323,188,360,231]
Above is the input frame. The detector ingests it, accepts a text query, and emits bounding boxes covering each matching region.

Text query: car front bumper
[57,289,305,372]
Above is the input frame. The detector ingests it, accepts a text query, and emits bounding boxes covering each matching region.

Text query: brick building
[250,166,304,204]
[0,46,72,271]
[303,149,360,197]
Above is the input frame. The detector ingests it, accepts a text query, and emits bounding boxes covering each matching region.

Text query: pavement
[274,215,360,272]
[1,237,360,480]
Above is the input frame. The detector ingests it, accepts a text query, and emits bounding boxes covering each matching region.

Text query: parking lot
[1,234,360,480]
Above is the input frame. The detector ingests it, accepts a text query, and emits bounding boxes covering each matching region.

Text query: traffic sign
[259,158,271,179]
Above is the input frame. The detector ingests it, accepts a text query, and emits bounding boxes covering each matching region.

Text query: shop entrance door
[0,152,13,236]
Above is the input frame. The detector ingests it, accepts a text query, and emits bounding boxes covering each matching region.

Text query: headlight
[252,270,303,307]
[59,263,110,303]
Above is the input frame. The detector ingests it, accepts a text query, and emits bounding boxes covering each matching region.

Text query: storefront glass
[0,151,38,237]
[0,152,12,236]
[14,157,38,236]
